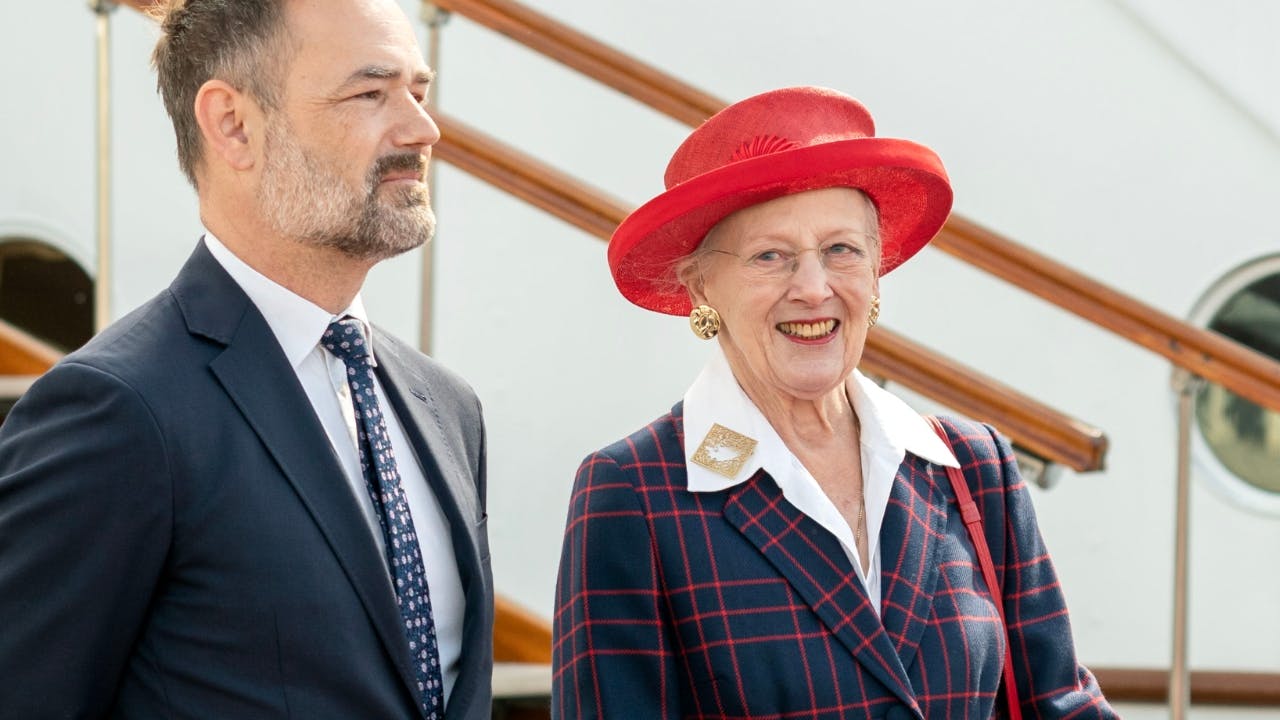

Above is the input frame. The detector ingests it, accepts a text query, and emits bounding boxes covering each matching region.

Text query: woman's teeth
[777,320,837,338]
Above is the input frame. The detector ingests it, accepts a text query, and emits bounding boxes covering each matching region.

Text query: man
[0,0,491,717]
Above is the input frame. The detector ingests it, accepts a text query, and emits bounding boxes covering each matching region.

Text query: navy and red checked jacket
[552,408,1115,720]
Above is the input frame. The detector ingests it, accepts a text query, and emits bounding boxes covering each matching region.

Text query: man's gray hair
[150,0,294,187]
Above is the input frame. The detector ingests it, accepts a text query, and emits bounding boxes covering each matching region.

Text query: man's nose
[395,94,441,149]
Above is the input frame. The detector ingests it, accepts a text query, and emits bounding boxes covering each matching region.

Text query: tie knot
[321,317,371,365]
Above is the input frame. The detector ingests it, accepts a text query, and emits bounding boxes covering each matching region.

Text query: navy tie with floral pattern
[322,317,444,719]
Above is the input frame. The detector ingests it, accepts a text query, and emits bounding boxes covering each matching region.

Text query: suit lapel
[171,244,424,709]
[722,473,920,714]
[373,336,488,717]
[878,455,948,674]
[372,338,481,549]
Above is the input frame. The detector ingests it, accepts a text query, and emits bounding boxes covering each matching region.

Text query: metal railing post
[419,2,450,355]
[89,0,118,332]
[1169,370,1202,719]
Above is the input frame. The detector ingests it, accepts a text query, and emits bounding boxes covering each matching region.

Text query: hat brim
[608,137,953,316]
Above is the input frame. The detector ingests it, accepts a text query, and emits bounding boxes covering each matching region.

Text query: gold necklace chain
[854,494,866,545]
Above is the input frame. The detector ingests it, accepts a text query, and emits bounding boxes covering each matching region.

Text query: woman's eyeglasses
[705,237,874,280]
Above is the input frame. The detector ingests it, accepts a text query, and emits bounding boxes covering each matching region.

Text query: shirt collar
[683,343,958,493]
[203,231,374,369]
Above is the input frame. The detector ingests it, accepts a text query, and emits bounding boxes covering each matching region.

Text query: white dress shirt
[204,233,463,701]
[682,343,960,615]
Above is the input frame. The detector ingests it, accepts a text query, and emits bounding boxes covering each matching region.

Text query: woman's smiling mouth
[777,319,838,340]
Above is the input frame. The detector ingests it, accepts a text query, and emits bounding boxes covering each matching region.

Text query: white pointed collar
[683,343,959,494]
[203,231,374,369]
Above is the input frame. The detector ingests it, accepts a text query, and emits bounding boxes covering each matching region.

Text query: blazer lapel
[171,244,423,707]
[878,455,948,674]
[371,338,482,553]
[723,473,920,714]
[372,337,488,717]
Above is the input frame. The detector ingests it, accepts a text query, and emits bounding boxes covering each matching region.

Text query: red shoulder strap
[927,416,1023,720]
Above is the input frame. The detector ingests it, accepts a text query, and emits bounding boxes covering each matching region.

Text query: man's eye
[353,90,383,101]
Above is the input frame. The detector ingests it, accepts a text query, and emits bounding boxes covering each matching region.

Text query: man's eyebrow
[338,65,436,90]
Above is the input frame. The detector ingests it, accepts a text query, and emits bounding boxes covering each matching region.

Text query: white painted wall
[4,0,1278,705]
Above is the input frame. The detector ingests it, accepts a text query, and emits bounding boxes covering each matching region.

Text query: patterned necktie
[321,317,444,719]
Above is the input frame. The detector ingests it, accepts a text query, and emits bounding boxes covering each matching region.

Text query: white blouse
[682,344,959,615]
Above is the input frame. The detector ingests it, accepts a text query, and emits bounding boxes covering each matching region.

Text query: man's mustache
[371,153,428,183]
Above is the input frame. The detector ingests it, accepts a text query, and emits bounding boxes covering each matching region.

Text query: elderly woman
[552,87,1114,720]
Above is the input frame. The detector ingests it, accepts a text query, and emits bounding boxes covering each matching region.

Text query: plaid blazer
[552,405,1114,720]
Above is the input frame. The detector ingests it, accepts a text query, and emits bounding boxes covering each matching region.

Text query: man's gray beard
[259,121,435,262]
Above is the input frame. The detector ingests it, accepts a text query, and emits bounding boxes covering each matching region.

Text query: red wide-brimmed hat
[608,86,953,316]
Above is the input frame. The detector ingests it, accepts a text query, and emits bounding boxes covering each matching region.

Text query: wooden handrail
[935,216,1280,414]
[1093,667,1280,706]
[861,325,1106,471]
[0,320,63,376]
[434,114,1107,471]
[431,0,722,127]
[433,0,1280,416]
[116,0,159,13]
[432,112,631,241]
[493,595,552,663]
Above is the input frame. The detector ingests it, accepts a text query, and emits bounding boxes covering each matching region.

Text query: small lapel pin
[691,423,758,480]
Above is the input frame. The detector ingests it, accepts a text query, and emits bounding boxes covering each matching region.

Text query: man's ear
[193,79,261,173]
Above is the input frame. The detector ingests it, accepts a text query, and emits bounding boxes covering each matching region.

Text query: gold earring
[867,296,880,328]
[689,304,721,340]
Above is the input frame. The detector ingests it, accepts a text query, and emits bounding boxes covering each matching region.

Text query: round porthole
[1187,254,1280,515]
[0,237,93,352]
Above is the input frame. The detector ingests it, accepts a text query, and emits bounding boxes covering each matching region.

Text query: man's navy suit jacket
[0,243,493,719]
[553,409,1114,720]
